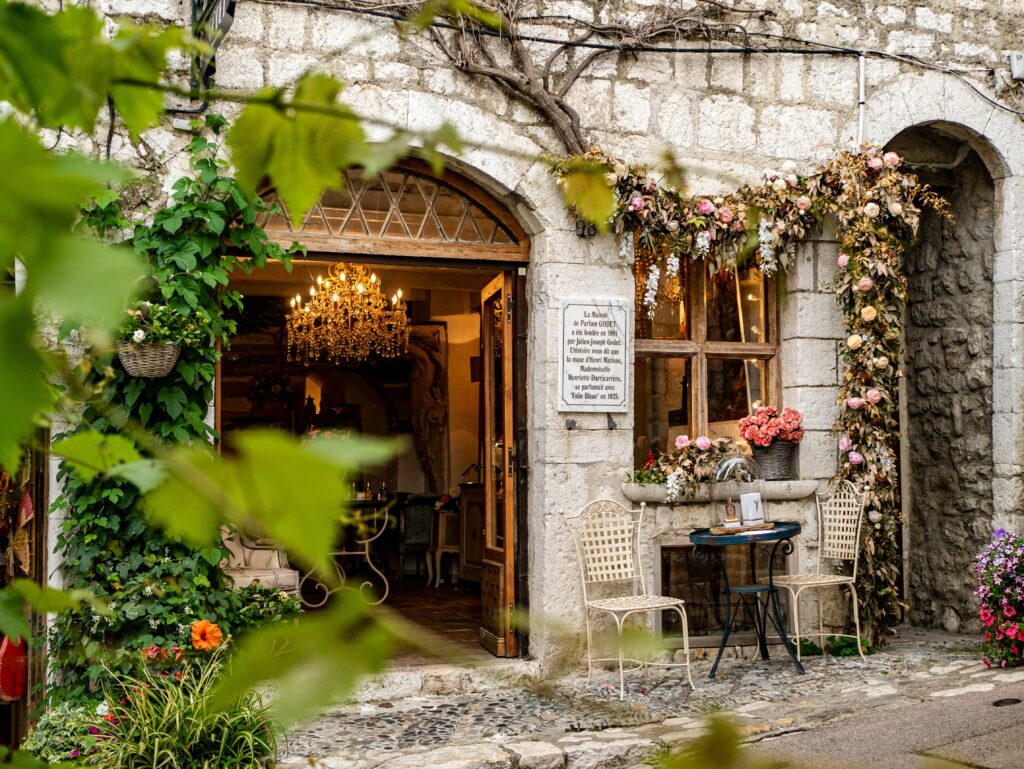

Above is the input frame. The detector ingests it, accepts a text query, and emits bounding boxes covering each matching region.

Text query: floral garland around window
[554,145,950,643]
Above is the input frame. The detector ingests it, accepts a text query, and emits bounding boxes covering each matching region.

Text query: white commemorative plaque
[557,297,630,412]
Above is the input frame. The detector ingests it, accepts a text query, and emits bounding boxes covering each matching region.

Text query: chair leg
[613,613,626,700]
[674,605,695,690]
[585,608,594,684]
[848,583,866,660]
[791,587,801,662]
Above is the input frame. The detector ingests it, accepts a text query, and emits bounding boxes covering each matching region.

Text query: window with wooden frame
[633,242,779,468]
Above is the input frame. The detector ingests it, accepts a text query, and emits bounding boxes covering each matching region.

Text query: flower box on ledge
[621,480,819,505]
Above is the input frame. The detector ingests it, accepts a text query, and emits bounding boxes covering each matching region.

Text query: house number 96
[575,217,598,238]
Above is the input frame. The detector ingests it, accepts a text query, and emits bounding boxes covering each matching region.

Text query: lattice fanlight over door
[260,169,519,246]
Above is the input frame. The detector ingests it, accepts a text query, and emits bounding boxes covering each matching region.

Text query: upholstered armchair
[220,530,300,595]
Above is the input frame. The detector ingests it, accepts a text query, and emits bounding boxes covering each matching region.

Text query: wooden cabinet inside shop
[459,483,484,582]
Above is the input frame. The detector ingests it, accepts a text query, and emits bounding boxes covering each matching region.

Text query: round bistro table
[689,520,805,678]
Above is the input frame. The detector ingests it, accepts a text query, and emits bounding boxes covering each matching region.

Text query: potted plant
[117,301,211,378]
[625,437,743,503]
[976,529,1024,669]
[737,406,804,480]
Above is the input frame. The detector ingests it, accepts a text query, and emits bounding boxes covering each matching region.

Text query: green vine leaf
[52,432,142,482]
[0,296,50,471]
[228,73,366,226]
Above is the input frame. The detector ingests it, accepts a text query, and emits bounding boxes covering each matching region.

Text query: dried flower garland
[554,144,950,644]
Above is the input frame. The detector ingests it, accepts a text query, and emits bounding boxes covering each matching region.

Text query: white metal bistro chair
[773,479,867,661]
[563,499,694,698]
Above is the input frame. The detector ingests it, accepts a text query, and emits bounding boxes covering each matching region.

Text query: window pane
[635,258,689,340]
[706,267,766,343]
[707,358,766,438]
[634,357,691,464]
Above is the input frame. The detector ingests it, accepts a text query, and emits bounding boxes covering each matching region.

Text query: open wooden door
[479,272,517,657]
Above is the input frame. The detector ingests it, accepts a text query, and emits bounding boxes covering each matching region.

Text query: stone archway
[886,125,996,634]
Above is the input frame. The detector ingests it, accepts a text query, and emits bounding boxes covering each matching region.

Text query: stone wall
[905,151,995,634]
[42,0,1024,663]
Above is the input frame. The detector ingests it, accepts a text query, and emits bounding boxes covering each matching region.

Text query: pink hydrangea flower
[848,451,864,465]
[837,253,849,268]
[675,434,691,449]
[695,436,712,450]
[697,198,715,216]
[628,196,644,213]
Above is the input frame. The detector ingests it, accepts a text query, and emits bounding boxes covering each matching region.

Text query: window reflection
[634,357,690,465]
[707,358,765,438]
[706,267,765,343]
[635,257,689,340]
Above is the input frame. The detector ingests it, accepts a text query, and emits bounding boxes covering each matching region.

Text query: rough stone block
[875,6,906,25]
[782,386,838,431]
[266,52,316,87]
[568,78,612,132]
[385,744,511,769]
[654,92,696,147]
[807,58,857,106]
[885,30,935,57]
[612,82,651,133]
[229,1,264,43]
[506,741,565,769]
[794,429,837,480]
[781,337,838,388]
[562,737,658,769]
[697,95,755,152]
[709,53,744,92]
[915,7,953,33]
[781,292,843,341]
[267,4,309,49]
[758,105,837,159]
[674,54,708,90]
[213,45,265,90]
[777,57,804,101]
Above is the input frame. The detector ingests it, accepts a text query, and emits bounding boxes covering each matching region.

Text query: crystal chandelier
[287,262,409,364]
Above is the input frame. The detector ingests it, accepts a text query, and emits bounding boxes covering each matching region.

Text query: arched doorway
[219,160,530,658]
[887,125,995,634]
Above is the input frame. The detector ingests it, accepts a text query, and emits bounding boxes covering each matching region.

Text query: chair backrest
[563,500,647,601]
[816,479,866,574]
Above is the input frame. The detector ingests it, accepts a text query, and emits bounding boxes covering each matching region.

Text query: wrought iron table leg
[700,546,731,679]
[768,537,805,674]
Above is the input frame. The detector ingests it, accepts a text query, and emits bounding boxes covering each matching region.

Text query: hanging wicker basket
[751,441,796,481]
[117,341,181,378]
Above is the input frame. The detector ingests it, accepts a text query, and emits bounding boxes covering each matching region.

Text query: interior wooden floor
[386,581,491,665]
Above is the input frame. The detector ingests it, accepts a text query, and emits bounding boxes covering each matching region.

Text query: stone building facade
[53,0,1024,664]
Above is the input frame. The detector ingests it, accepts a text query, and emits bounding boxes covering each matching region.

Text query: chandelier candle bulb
[286,262,409,365]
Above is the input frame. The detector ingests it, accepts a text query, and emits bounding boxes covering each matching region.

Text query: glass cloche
[709,454,767,529]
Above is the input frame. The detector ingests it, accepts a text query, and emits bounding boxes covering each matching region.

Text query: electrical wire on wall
[249,0,1024,119]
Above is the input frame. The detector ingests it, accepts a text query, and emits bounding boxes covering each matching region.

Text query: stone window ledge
[621,480,820,505]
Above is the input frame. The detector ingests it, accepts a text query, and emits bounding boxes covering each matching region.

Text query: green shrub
[229,583,302,638]
[22,701,101,765]
[92,648,275,769]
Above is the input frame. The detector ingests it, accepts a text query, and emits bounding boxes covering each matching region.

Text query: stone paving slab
[277,629,992,769]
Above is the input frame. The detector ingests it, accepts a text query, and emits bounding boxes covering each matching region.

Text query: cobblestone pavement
[278,628,1012,769]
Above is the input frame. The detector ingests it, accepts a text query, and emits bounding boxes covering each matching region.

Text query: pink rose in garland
[675,434,691,449]
[838,435,852,452]
[883,150,901,167]
[847,451,864,465]
[628,195,645,213]
[697,198,715,215]
[867,156,884,171]
[695,435,712,451]
[856,276,874,292]
[846,397,865,410]
[717,206,734,224]
[837,253,849,268]
[795,195,812,211]
[866,388,883,405]
[737,406,804,448]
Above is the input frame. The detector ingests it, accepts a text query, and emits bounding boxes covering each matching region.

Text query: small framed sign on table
[557,297,631,413]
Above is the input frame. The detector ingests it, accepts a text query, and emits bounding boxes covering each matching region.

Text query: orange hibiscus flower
[190,620,223,651]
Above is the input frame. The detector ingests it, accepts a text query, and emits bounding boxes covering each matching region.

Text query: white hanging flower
[132,329,146,343]
[183,605,193,615]
[618,230,635,264]
[144,584,155,596]
[757,218,778,276]
[665,254,680,278]
[643,264,660,318]
[665,471,683,503]
[148,617,159,629]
